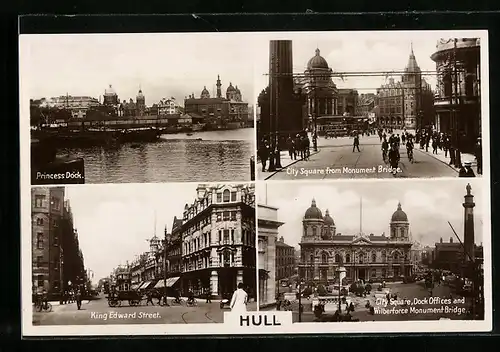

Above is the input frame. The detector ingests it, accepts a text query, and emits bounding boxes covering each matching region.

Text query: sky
[20,33,255,106]
[258,179,485,249]
[64,183,217,282]
[253,30,481,94]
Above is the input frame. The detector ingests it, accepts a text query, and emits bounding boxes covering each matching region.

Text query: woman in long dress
[230,283,248,314]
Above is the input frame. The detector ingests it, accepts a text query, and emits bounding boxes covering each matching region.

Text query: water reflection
[56,128,254,183]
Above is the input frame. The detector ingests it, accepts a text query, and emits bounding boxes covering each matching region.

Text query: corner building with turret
[298,200,413,284]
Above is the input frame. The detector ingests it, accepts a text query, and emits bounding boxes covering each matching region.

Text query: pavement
[262,281,473,322]
[32,294,257,325]
[259,131,477,180]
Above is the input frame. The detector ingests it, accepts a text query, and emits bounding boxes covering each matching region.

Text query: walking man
[352,135,360,152]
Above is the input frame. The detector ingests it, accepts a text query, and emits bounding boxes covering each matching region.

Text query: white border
[20,29,491,335]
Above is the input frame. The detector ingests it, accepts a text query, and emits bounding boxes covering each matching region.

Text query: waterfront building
[431,38,481,152]
[158,97,180,115]
[180,184,256,298]
[376,45,434,129]
[184,75,250,129]
[103,84,119,106]
[257,204,282,308]
[275,236,295,283]
[298,200,413,284]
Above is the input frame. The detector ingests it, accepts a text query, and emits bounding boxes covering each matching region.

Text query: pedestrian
[206,286,212,303]
[146,290,154,306]
[75,288,82,310]
[258,139,270,172]
[449,144,456,166]
[352,135,360,152]
[286,135,295,160]
[230,282,248,314]
[475,137,482,175]
[464,161,476,177]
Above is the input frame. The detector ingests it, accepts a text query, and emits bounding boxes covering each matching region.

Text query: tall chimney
[463,183,475,263]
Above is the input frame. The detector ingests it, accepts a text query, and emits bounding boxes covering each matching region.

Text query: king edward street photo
[20,33,256,185]
[28,183,257,326]
[255,31,487,180]
[257,180,489,326]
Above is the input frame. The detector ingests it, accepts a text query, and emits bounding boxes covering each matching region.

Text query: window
[443,71,452,97]
[346,253,351,263]
[35,195,45,208]
[321,253,328,264]
[309,254,314,264]
[36,218,44,226]
[312,227,317,236]
[37,274,44,287]
[216,213,222,222]
[53,235,59,246]
[51,197,60,210]
[223,211,229,221]
[37,256,43,266]
[230,191,237,202]
[37,232,44,249]
[223,190,230,202]
[217,193,222,203]
[218,230,222,243]
[223,230,230,244]
[372,252,377,263]
[231,230,234,243]
[230,211,237,221]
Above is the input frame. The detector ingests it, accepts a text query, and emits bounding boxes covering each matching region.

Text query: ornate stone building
[298,200,413,284]
[431,38,481,152]
[257,204,283,308]
[377,45,434,129]
[180,184,256,298]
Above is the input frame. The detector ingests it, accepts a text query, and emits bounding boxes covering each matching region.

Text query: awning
[154,277,180,289]
[138,281,151,290]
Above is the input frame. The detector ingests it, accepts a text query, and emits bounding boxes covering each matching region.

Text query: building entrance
[358,268,366,282]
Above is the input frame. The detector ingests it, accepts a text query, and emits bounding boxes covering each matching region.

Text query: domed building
[299,199,413,284]
[301,49,339,125]
[184,75,250,129]
[103,84,119,106]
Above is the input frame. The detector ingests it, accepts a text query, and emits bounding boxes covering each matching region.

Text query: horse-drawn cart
[107,290,143,307]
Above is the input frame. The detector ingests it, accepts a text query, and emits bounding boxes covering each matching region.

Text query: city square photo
[255,31,488,180]
[20,33,256,185]
[27,183,257,330]
[257,179,490,329]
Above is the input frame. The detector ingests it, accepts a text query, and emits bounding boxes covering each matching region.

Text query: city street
[33,294,257,325]
[261,133,459,180]
[263,281,472,322]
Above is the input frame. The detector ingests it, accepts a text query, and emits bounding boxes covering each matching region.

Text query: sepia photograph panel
[29,183,257,327]
[255,31,486,180]
[257,180,488,326]
[21,33,255,185]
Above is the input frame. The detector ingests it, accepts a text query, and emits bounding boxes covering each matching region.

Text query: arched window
[36,217,44,226]
[345,253,351,263]
[335,253,341,263]
[359,253,364,264]
[223,190,230,203]
[321,253,328,264]
[372,252,377,263]
[393,252,399,261]
[309,254,314,264]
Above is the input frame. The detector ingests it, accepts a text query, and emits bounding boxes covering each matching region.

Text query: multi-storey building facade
[184,76,250,129]
[377,45,434,129]
[32,187,65,299]
[275,236,295,282]
[257,204,283,308]
[299,200,413,284]
[158,97,180,115]
[180,184,256,298]
[431,38,481,152]
[337,89,358,116]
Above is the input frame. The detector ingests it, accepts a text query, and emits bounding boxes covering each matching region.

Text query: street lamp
[336,266,346,315]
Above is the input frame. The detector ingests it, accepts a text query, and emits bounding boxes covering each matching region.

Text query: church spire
[405,42,420,73]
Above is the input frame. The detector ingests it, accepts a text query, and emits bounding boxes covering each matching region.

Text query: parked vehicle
[107,290,142,307]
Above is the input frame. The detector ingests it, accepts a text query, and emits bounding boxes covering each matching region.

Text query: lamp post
[336,266,346,314]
